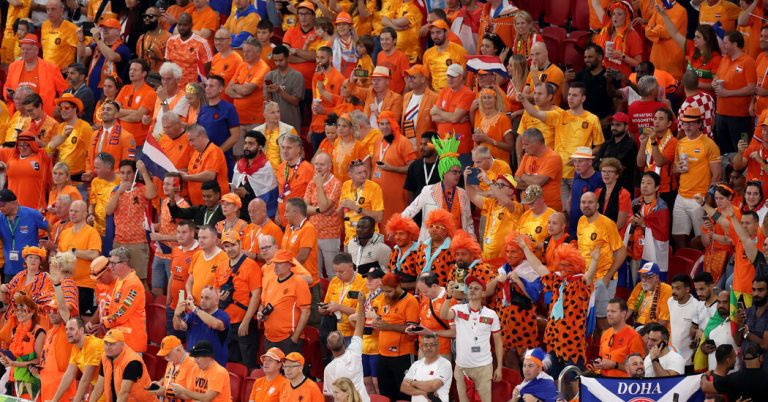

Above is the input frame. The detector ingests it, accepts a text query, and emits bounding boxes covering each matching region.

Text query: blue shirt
[87,43,131,100]
[568,171,604,237]
[183,308,230,366]
[0,207,48,276]
[197,100,240,149]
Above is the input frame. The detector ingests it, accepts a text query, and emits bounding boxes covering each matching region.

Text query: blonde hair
[53,251,76,275]
[53,162,72,183]
[332,378,362,402]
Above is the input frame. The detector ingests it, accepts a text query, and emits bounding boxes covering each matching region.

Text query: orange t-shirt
[730,225,765,294]
[310,68,346,132]
[165,34,213,86]
[210,51,244,89]
[376,49,410,94]
[169,243,198,308]
[160,353,197,401]
[277,378,324,402]
[282,26,316,90]
[250,374,289,402]
[331,138,368,182]
[282,219,319,286]
[185,361,231,402]
[435,86,475,154]
[261,273,311,341]
[599,325,645,377]
[418,292,454,355]
[378,292,419,357]
[222,257,262,323]
[716,52,757,117]
[276,160,315,223]
[473,111,512,161]
[241,220,283,257]
[232,59,270,125]
[0,149,51,210]
[755,52,768,117]
[594,29,644,77]
[188,248,230,303]
[642,131,678,194]
[18,65,41,93]
[187,142,229,205]
[115,82,157,146]
[57,224,101,289]
[675,134,721,198]
[515,148,563,211]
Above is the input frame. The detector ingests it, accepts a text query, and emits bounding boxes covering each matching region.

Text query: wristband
[53,283,61,287]
[652,358,660,363]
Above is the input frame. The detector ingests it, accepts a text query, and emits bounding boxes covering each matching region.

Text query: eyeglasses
[283,364,302,369]
[422,343,438,348]
[600,169,618,175]
[493,182,512,189]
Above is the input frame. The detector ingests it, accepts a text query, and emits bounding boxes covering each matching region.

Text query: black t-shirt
[595,134,639,191]
[575,68,615,120]
[403,158,441,224]
[100,360,144,402]
[713,367,768,401]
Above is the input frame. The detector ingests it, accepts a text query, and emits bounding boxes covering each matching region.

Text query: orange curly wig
[425,209,457,235]
[504,231,532,252]
[450,230,482,259]
[385,214,420,240]
[551,243,585,274]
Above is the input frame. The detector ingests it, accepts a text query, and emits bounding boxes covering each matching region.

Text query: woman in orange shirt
[333,113,370,181]
[512,11,542,60]
[1,294,46,400]
[184,83,206,125]
[592,0,643,77]
[595,158,633,235]
[471,88,514,162]
[93,76,122,130]
[701,184,739,284]
[0,247,53,327]
[46,162,83,225]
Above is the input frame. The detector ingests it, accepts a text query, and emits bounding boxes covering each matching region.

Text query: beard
[456,261,469,270]
[611,129,626,138]
[145,20,159,30]
[642,282,654,291]
[384,134,395,143]
[631,370,645,379]
[243,148,256,159]
[754,295,768,307]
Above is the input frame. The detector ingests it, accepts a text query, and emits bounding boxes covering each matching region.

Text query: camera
[261,303,274,318]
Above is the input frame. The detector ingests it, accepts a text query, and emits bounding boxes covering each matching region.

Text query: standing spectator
[644,323,685,377]
[628,76,669,141]
[149,64,190,139]
[105,160,156,287]
[275,134,315,226]
[645,0,688,79]
[282,198,322,323]
[86,154,120,244]
[699,0,741,31]
[215,193,247,236]
[400,334,453,402]
[103,248,148,353]
[259,249,311,354]
[41,0,78,70]
[5,35,67,116]
[115,60,156,148]
[88,330,154,402]
[385,215,424,288]
[135,7,171,73]
[182,125,230,206]
[736,277,768,368]
[79,19,131,101]
[264,45,305,132]
[241,199,284,259]
[596,298,645,377]
[151,173,190,296]
[62,63,96,124]
[283,1,318,120]
[403,132,441,217]
[165,13,213,87]
[672,107,721,250]
[637,108,678,210]
[373,273,419,402]
[714,31,756,154]
[169,180,225,227]
[734,117,768,200]
[668,274,706,372]
[324,290,369,401]
[595,157,633,234]
[223,0,260,49]
[626,172,670,282]
[413,272,453,359]
[568,149,605,236]
[440,276,503,402]
[0,189,49,280]
[372,112,417,225]
[431,64,474,156]
[465,171,522,262]
[699,291,738,371]
[309,47,345,151]
[57,200,101,316]
[0,132,52,212]
[85,101,137,178]
[167,220,198,340]
[304,152,342,277]
[677,71,716,138]
[422,20,467,92]
[220,231,262,369]
[256,101,299,171]
[701,344,768,400]
[210,29,244,98]
[169,341,232,401]
[197,76,241,166]
[174,287,230,365]
[376,28,410,95]
[596,113,638,193]
[563,44,616,122]
[518,82,559,150]
[515,128,563,212]
[52,317,104,402]
[591,1,643,77]
[401,67,438,144]
[338,160,384,245]
[231,130,279,218]
[347,216,392,274]
[227,38,270,132]
[185,225,229,302]
[48,95,93,180]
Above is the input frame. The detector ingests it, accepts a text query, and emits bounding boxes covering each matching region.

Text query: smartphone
[658,341,667,351]
[410,325,424,332]
[741,132,749,144]
[376,161,384,166]
[146,383,161,391]
[467,167,481,186]
[703,339,716,347]
[265,79,273,86]
[178,290,185,306]
[82,21,95,36]
[347,290,360,299]
[354,68,369,78]
[738,300,747,311]
[565,64,573,71]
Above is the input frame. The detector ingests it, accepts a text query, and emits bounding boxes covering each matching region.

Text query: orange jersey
[278,378,324,402]
[232,59,270,125]
[418,291,453,355]
[241,220,283,257]
[0,149,52,210]
[115,82,157,146]
[187,142,229,205]
[599,325,645,377]
[222,257,262,324]
[188,248,230,303]
[378,291,419,357]
[169,243,199,308]
[164,34,213,86]
[58,224,102,289]
[250,374,289,402]
[261,273,311,341]
[184,360,231,402]
[716,53,757,117]
[210,51,244,89]
[282,219,320,285]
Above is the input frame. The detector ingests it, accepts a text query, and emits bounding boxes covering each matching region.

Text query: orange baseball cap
[285,352,305,366]
[157,335,182,356]
[429,19,449,30]
[98,18,121,30]
[273,250,296,265]
[19,34,39,46]
[221,230,241,245]
[297,1,315,11]
[335,11,352,24]
[104,329,125,343]
[261,347,286,363]
[404,64,427,77]
[221,193,242,208]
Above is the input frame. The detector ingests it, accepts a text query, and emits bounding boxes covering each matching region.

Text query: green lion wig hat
[432,133,461,180]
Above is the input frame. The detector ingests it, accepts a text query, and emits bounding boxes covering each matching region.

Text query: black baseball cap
[362,265,385,279]
[0,189,17,204]
[189,340,215,357]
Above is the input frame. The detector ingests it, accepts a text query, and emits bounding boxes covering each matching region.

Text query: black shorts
[78,286,96,316]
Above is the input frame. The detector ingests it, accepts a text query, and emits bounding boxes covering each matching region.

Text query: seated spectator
[511,348,558,402]
[413,272,454,360]
[735,277,768,368]
[249,347,289,402]
[347,216,391,274]
[152,335,196,400]
[102,247,147,354]
[333,377,364,402]
[625,353,646,378]
[597,298,645,377]
[643,323,685,377]
[400,333,453,402]
[173,286,230,366]
[88,330,154,402]
[170,340,232,401]
[281,352,325,402]
[701,185,738,285]
[628,262,671,328]
[53,317,104,401]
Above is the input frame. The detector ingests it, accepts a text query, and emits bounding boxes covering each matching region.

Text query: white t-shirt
[323,336,370,402]
[644,349,686,377]
[403,356,453,402]
[668,295,705,365]
[451,304,501,368]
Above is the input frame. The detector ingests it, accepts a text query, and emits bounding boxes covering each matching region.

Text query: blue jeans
[151,256,171,290]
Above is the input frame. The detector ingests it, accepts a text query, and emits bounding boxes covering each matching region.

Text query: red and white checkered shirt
[678,91,715,138]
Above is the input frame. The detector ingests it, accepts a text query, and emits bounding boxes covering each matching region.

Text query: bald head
[248,198,267,225]
[530,42,549,69]
[580,192,598,218]
[547,212,566,237]
[69,200,88,223]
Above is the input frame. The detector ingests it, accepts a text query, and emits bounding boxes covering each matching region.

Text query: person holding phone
[320,252,367,339]
[643,323,685,377]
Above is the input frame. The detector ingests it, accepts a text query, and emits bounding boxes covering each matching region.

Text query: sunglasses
[143,14,159,19]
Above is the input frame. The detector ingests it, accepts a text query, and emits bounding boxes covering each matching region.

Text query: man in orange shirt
[431,64,474,156]
[310,46,345,151]
[376,27,411,95]
[84,101,137,178]
[258,249,311,354]
[283,1,318,118]
[242,198,283,259]
[190,0,219,41]
[57,200,101,316]
[714,31,757,154]
[413,272,453,359]
[0,133,52,210]
[596,298,645,377]
[167,220,198,341]
[210,28,243,101]
[282,198,321,324]
[116,59,156,147]
[276,134,315,226]
[103,248,148,353]
[185,224,229,303]
[280,352,324,402]
[89,330,155,402]
[165,13,213,87]
[372,272,419,401]
[401,65,438,144]
[226,37,270,131]
[249,347,289,402]
[183,125,229,206]
[3,34,67,116]
[515,128,563,211]
[349,66,404,126]
[136,7,171,73]
[169,340,232,401]
[151,335,196,400]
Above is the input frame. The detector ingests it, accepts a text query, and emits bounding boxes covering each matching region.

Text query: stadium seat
[492,380,513,402]
[146,303,167,345]
[667,256,695,281]
[541,26,567,65]
[154,294,167,306]
[518,0,544,20]
[675,248,703,262]
[229,372,242,402]
[242,377,257,402]
[369,395,391,402]
[544,0,572,27]
[142,353,164,381]
[302,326,323,379]
[227,362,249,380]
[250,368,265,378]
[563,30,591,71]
[570,0,590,31]
[501,367,522,388]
